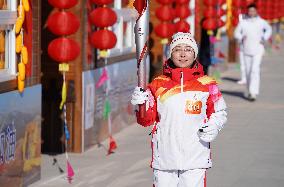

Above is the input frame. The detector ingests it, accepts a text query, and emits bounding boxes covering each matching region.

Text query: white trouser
[239,51,246,82]
[243,52,264,95]
[153,169,206,187]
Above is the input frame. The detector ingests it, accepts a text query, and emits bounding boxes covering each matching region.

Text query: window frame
[0,0,17,83]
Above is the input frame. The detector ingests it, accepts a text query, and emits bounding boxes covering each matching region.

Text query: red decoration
[48,38,80,62]
[203,7,217,18]
[47,11,80,36]
[89,8,117,27]
[202,18,217,30]
[156,0,174,5]
[175,20,190,32]
[107,136,117,155]
[48,0,78,9]
[232,17,239,26]
[217,8,226,17]
[204,0,217,6]
[134,0,146,15]
[232,0,245,7]
[155,6,175,22]
[90,30,117,50]
[91,0,114,5]
[217,19,225,27]
[175,0,190,4]
[154,23,175,38]
[175,5,191,19]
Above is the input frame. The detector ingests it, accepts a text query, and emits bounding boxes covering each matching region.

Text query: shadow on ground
[221,90,248,101]
[221,77,239,83]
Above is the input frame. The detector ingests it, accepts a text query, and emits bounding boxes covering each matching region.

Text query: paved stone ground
[30,45,284,187]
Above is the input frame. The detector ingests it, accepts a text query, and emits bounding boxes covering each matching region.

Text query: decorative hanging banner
[134,0,149,118]
[107,136,117,155]
[96,68,109,88]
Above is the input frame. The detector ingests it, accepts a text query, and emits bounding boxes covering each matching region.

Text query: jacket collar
[163,59,204,83]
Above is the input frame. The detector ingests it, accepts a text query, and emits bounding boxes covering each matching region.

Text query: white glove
[131,86,149,105]
[197,124,219,143]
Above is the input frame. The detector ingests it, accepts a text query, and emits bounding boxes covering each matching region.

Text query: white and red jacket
[136,62,227,170]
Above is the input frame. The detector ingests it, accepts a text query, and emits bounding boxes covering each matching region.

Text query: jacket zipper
[181,71,184,93]
[180,70,184,168]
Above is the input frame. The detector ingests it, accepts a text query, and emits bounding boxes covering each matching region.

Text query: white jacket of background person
[234,16,272,56]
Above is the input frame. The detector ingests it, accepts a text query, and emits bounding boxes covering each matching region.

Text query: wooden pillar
[66,1,84,153]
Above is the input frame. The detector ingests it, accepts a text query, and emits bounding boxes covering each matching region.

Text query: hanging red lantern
[89,7,117,27]
[90,30,117,50]
[156,0,174,5]
[217,8,226,17]
[90,0,114,5]
[48,0,78,9]
[232,0,245,7]
[175,5,191,19]
[203,6,217,18]
[176,0,190,4]
[217,19,225,27]
[232,17,239,26]
[175,20,190,32]
[154,23,175,38]
[202,18,217,30]
[48,38,80,62]
[47,11,80,36]
[155,6,175,22]
[204,0,217,6]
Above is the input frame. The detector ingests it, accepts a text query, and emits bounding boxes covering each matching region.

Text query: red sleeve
[136,83,159,127]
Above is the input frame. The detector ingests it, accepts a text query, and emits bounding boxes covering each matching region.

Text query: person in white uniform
[237,14,247,85]
[131,32,227,186]
[234,3,272,101]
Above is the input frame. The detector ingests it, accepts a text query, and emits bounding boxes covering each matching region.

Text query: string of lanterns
[89,0,117,58]
[46,0,80,183]
[154,0,175,44]
[175,0,191,33]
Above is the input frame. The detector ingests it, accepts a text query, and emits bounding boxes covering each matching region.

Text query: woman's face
[171,44,195,68]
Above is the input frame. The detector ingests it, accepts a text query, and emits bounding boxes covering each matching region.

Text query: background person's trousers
[153,169,206,187]
[244,52,264,95]
[239,51,246,82]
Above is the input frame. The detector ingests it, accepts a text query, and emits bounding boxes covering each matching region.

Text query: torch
[134,0,149,118]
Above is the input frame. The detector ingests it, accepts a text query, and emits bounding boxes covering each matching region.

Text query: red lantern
[90,30,117,50]
[154,23,175,38]
[232,17,239,26]
[48,38,80,62]
[90,0,114,5]
[156,0,174,5]
[232,8,242,18]
[202,18,217,30]
[204,0,217,6]
[175,5,191,19]
[47,12,80,36]
[175,20,190,32]
[203,7,217,18]
[89,7,117,27]
[155,6,175,21]
[217,19,225,27]
[48,0,78,9]
[232,0,245,7]
[217,8,226,17]
[175,0,190,4]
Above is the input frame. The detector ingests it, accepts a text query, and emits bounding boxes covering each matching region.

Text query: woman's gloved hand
[131,86,149,105]
[197,124,219,143]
